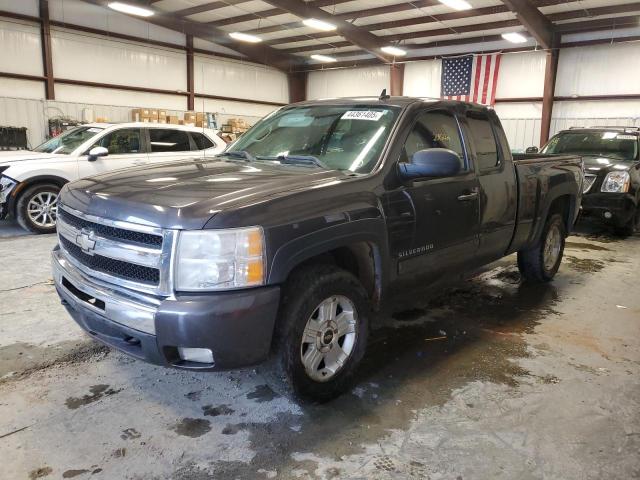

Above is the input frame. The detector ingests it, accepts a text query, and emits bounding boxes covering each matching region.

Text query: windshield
[33,126,105,154]
[226,105,401,173]
[541,131,639,161]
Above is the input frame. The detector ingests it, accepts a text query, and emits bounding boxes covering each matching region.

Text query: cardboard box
[158,110,167,118]
[196,112,206,122]
[178,119,185,125]
[167,115,179,125]
[184,112,197,123]
[195,120,206,128]
[157,118,167,124]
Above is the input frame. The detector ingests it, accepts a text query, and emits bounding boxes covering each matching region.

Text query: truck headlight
[601,171,630,193]
[175,227,265,291]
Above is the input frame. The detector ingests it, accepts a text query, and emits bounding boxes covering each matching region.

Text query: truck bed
[508,154,583,254]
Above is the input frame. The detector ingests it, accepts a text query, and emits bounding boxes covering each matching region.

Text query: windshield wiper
[257,154,328,169]
[218,150,255,162]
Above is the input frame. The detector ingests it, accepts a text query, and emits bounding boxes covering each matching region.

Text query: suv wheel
[16,183,60,234]
[517,213,566,283]
[614,206,639,237]
[275,264,369,402]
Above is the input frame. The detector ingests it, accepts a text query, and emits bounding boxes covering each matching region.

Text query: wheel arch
[9,175,69,216]
[268,220,388,309]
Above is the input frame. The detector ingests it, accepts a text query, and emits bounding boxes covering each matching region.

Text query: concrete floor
[0,218,638,480]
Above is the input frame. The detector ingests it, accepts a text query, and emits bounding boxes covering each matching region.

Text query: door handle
[457,189,479,201]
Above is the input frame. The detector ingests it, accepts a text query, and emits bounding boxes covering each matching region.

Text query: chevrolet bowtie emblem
[77,228,97,255]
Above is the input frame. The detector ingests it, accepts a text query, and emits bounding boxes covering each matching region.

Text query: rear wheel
[274,264,369,402]
[518,213,566,283]
[16,183,60,234]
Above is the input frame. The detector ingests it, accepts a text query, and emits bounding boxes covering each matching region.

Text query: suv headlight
[601,171,630,193]
[175,227,265,291]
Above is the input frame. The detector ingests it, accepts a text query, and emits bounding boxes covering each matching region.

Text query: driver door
[78,127,148,178]
[393,109,480,277]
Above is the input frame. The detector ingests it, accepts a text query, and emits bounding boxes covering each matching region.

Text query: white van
[0,123,226,233]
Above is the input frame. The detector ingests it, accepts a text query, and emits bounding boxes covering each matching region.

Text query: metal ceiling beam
[174,1,252,18]
[79,0,300,71]
[254,0,396,62]
[500,0,555,49]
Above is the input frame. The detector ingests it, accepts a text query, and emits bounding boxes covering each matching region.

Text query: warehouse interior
[1,1,639,479]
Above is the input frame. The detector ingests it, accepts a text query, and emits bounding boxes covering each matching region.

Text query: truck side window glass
[94,129,142,155]
[191,133,214,150]
[149,129,191,152]
[402,111,465,168]
[466,111,499,170]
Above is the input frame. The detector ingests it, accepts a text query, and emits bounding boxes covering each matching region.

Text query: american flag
[441,53,502,105]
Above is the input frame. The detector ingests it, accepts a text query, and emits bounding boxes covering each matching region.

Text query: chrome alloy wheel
[300,295,357,382]
[27,191,58,228]
[543,223,562,271]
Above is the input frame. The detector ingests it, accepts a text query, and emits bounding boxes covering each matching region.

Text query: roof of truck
[83,122,219,133]
[289,96,493,110]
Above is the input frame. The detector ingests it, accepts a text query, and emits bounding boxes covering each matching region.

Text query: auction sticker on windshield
[342,111,385,121]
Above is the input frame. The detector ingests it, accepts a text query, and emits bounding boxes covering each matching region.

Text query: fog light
[604,211,613,219]
[177,347,213,364]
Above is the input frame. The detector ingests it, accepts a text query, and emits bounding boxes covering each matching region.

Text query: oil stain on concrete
[171,418,212,438]
[246,384,281,403]
[202,404,235,417]
[65,384,122,410]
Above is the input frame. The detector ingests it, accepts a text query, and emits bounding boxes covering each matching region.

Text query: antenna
[379,88,390,100]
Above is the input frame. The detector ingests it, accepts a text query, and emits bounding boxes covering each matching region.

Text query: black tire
[273,264,369,403]
[16,183,61,234]
[613,207,639,237]
[517,213,566,283]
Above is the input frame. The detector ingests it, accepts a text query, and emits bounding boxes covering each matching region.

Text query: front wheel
[517,213,566,283]
[614,206,639,237]
[16,183,61,234]
[275,265,369,403]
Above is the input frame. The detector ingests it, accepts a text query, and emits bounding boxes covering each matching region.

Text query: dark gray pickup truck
[52,97,583,401]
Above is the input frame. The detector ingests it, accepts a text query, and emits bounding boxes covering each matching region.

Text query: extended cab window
[149,129,191,152]
[191,132,214,150]
[401,110,466,169]
[466,111,499,171]
[93,128,142,154]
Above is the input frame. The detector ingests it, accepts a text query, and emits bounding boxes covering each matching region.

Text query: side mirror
[88,146,108,162]
[525,146,539,154]
[398,148,462,180]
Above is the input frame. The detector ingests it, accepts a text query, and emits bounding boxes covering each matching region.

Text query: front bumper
[52,246,281,370]
[581,192,637,227]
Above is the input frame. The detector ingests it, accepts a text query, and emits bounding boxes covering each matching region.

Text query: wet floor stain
[565,256,606,273]
[62,469,89,478]
[65,384,122,410]
[112,447,126,458]
[203,265,565,479]
[246,384,280,403]
[120,428,141,440]
[171,418,211,438]
[29,466,53,479]
[222,424,241,435]
[202,404,235,417]
[391,307,426,321]
[565,241,611,252]
[185,391,202,401]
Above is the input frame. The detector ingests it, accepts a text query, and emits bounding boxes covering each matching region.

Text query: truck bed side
[507,153,583,254]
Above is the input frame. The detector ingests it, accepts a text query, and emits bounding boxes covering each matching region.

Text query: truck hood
[582,155,635,174]
[0,151,63,166]
[61,158,352,229]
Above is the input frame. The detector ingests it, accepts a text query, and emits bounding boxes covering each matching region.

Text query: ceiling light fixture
[229,32,262,43]
[311,54,337,63]
[438,0,472,11]
[303,18,337,31]
[502,32,528,43]
[108,2,154,17]
[381,46,407,57]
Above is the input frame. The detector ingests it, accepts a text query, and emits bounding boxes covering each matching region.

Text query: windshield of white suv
[225,105,401,173]
[541,131,639,161]
[33,126,105,155]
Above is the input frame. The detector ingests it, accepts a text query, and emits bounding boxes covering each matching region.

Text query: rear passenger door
[460,109,517,262]
[146,128,196,164]
[79,127,147,178]
[394,109,481,276]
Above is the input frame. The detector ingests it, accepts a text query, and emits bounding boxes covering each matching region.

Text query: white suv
[0,123,226,233]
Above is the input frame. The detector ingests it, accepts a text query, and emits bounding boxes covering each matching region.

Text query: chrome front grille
[583,174,597,193]
[56,204,177,296]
